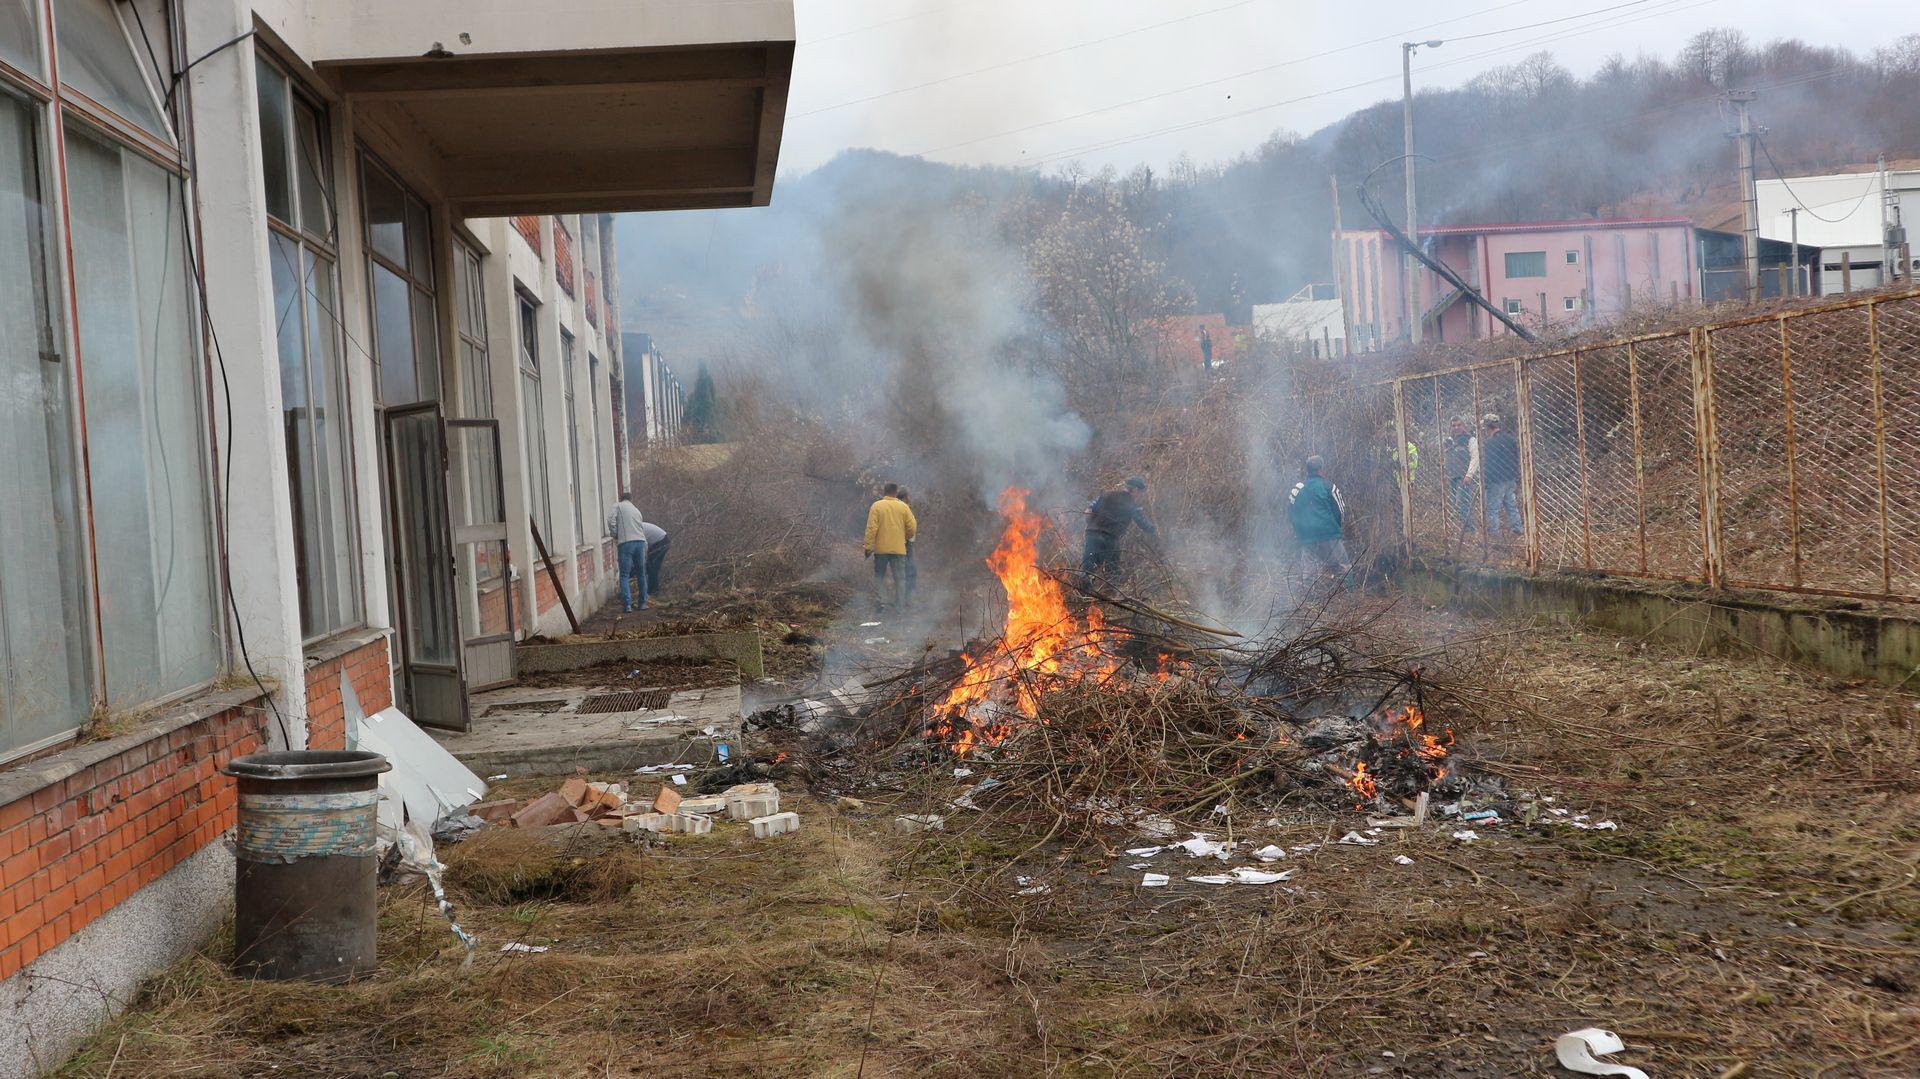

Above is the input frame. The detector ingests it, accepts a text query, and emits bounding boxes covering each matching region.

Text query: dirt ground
[60,607,1920,1078]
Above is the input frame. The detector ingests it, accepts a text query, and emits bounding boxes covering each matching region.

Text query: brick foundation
[535,560,559,614]
[301,636,393,751]
[0,702,267,979]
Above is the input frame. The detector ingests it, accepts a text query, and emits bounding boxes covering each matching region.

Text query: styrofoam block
[727,791,780,820]
[667,813,713,834]
[748,811,800,838]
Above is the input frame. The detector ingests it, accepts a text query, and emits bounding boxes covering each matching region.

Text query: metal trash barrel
[224,750,391,982]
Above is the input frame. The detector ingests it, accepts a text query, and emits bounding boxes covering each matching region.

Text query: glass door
[449,418,515,690]
[384,403,467,730]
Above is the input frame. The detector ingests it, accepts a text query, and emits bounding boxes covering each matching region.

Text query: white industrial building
[0,1,793,1072]
[1755,163,1918,293]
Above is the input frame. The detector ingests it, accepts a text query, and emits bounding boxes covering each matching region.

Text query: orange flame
[934,487,1120,755]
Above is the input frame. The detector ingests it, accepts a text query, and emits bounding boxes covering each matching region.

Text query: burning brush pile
[838,488,1505,831]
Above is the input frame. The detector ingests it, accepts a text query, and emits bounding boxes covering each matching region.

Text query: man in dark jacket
[1480,414,1522,538]
[1082,476,1157,582]
[1288,456,1350,582]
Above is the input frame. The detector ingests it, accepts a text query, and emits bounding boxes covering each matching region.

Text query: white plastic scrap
[500,942,549,954]
[1141,873,1170,887]
[1126,862,1153,870]
[953,767,974,778]
[634,764,695,774]
[1392,854,1415,865]
[1252,845,1287,862]
[1451,829,1481,843]
[1014,876,1051,896]
[486,774,509,782]
[1337,831,1380,846]
[1125,846,1165,857]
[859,621,883,627]
[1176,835,1232,860]
[1211,804,1230,816]
[1228,866,1294,884]
[670,774,687,786]
[1553,1027,1650,1079]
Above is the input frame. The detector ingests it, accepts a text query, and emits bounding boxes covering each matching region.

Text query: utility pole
[1330,175,1355,357]
[1402,39,1442,345]
[1786,207,1799,297]
[1726,90,1762,301]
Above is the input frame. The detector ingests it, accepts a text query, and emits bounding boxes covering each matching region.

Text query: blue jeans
[1485,480,1521,535]
[618,539,649,610]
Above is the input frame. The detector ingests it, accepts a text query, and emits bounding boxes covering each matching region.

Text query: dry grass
[62,611,1920,1078]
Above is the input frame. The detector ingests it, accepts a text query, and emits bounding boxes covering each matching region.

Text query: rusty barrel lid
[224,750,391,781]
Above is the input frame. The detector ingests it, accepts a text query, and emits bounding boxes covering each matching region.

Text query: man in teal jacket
[1288,455,1350,584]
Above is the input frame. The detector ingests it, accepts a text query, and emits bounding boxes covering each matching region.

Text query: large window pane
[293,100,329,239]
[0,94,89,755]
[269,231,322,634]
[305,250,358,631]
[55,0,166,136]
[410,286,440,402]
[66,125,220,705]
[361,160,406,264]
[0,0,39,78]
[371,262,415,404]
[254,57,291,223]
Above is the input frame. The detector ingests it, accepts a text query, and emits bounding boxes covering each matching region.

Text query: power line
[792,0,1262,119]
[1009,0,1714,167]
[1756,135,1879,224]
[906,0,1538,157]
[1431,0,1657,43]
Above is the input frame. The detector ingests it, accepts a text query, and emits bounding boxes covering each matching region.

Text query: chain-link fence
[1388,289,1920,603]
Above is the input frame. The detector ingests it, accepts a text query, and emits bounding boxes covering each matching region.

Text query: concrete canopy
[308,3,793,216]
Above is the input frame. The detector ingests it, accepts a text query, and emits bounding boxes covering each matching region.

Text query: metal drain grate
[577,689,673,715]
[484,699,566,716]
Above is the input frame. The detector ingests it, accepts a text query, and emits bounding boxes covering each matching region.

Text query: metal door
[448,419,516,690]
[384,403,468,730]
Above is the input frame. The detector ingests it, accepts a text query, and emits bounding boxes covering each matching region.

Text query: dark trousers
[903,542,917,606]
[872,553,906,610]
[1081,530,1121,581]
[644,536,670,595]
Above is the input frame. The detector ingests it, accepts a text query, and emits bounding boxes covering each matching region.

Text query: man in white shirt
[607,493,649,612]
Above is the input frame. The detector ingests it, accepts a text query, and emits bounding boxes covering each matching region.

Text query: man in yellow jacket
[863,483,918,614]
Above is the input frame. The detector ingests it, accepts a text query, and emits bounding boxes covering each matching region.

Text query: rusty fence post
[1393,380,1413,553]
[1626,340,1649,575]
[1869,300,1893,596]
[1513,357,1540,574]
[1777,316,1803,588]
[1690,326,1726,587]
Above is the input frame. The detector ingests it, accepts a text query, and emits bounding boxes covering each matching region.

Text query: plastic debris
[1451,829,1481,842]
[633,764,695,774]
[670,774,687,786]
[1125,845,1165,857]
[1252,845,1287,862]
[894,814,945,833]
[859,621,883,627]
[953,767,973,777]
[1553,1027,1650,1079]
[1337,831,1380,846]
[1392,854,1415,865]
[500,942,548,954]
[1015,876,1051,896]
[1126,862,1152,870]
[486,774,509,782]
[1176,835,1231,860]
[1141,873,1170,887]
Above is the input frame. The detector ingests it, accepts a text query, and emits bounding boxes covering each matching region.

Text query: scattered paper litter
[1252,845,1287,862]
[952,767,973,777]
[1290,843,1321,853]
[1187,873,1234,885]
[1125,845,1165,857]
[1014,876,1051,896]
[486,774,509,781]
[1226,866,1294,885]
[670,774,687,786]
[862,637,890,645]
[1393,854,1415,865]
[1135,815,1178,838]
[500,943,548,954]
[1211,804,1229,816]
[633,764,694,774]
[1553,1027,1650,1079]
[1140,873,1170,888]
[1451,829,1481,842]
[1337,831,1380,846]
[859,621,882,627]
[1126,862,1152,870]
[1176,836,1231,860]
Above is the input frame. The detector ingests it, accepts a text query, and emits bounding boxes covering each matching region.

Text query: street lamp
[1403,39,1442,346]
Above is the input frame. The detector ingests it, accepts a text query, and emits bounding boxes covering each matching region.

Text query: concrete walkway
[431,680,743,778]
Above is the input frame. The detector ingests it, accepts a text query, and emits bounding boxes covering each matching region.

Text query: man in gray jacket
[607,494,649,612]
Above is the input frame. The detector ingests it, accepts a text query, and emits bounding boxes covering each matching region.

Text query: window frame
[0,1,231,761]
[258,49,363,645]
[589,352,606,538]
[1503,298,1523,316]
[516,291,553,550]
[1504,250,1548,279]
[359,149,439,407]
[561,328,582,545]
[1564,249,1579,265]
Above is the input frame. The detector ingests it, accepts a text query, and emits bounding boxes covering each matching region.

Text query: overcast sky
[780,0,1902,177]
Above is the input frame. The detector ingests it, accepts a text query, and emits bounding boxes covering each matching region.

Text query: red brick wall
[534,560,558,614]
[302,637,393,751]
[479,579,517,637]
[553,226,576,297]
[511,215,543,251]
[0,705,266,979]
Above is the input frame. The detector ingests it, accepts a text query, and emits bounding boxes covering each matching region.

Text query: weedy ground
[60,612,1920,1078]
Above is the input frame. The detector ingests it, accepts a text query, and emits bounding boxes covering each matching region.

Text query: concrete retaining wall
[516,630,764,680]
[1396,561,1920,687]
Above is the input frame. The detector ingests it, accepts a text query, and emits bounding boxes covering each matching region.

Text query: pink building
[1336,218,1699,349]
